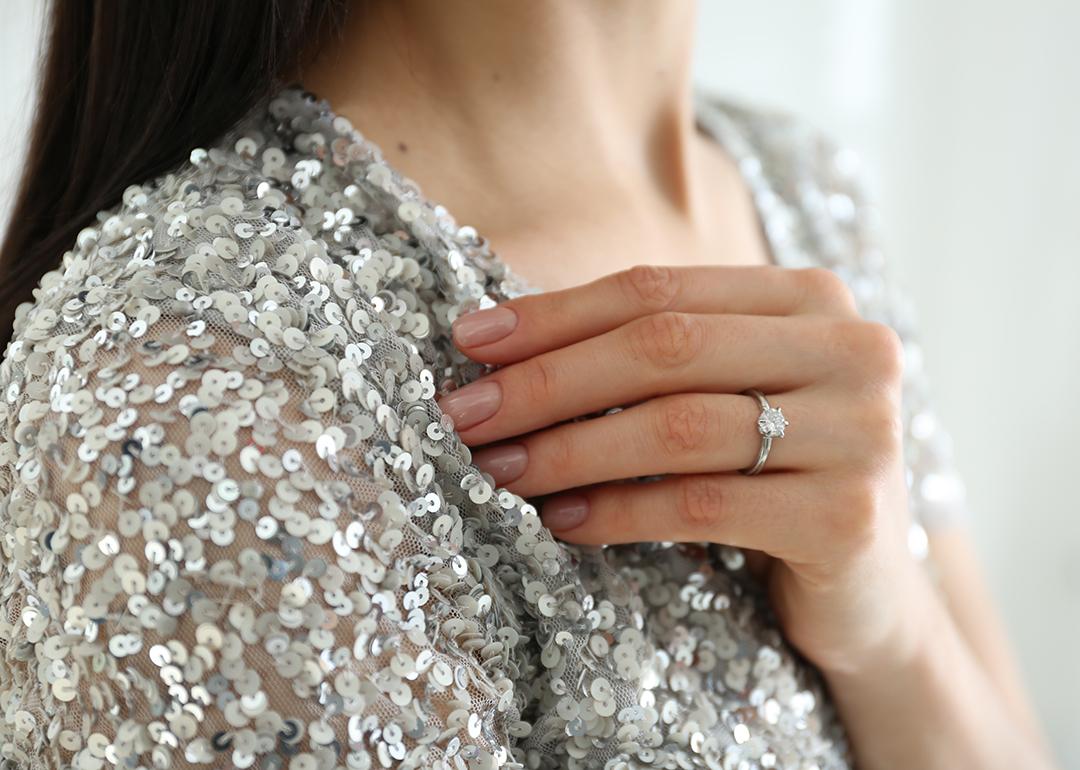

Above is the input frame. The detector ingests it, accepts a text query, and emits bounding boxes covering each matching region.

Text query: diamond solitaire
[740,388,788,475]
[758,405,789,439]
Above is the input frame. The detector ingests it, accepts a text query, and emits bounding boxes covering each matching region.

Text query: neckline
[265,81,788,307]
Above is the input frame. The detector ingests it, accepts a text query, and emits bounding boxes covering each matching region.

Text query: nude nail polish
[438,380,502,430]
[541,494,590,530]
[472,443,528,485]
[452,306,518,347]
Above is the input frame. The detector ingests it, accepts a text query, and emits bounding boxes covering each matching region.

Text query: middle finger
[438,312,837,444]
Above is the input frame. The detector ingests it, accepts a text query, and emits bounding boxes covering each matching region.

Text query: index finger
[451,263,856,364]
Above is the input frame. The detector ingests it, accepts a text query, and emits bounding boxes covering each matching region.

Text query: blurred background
[1,0,1077,764]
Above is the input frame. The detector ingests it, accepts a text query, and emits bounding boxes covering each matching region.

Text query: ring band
[739,388,789,475]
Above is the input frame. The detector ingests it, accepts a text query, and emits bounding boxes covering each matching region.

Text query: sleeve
[800,125,975,545]
[0,210,528,769]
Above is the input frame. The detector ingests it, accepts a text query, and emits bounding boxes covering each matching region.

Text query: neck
[295,0,711,240]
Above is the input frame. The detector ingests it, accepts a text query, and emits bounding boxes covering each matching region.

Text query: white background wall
[1,0,1076,764]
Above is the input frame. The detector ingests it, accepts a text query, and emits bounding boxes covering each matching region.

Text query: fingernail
[472,443,528,485]
[438,380,502,430]
[452,305,519,347]
[542,494,590,530]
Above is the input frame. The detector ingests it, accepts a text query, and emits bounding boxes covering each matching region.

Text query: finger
[451,263,859,364]
[439,312,831,444]
[471,389,828,497]
[537,470,831,561]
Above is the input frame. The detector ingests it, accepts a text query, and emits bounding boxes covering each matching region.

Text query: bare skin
[293,1,773,288]
[293,2,1057,767]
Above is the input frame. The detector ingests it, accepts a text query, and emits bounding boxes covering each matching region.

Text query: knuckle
[543,427,578,478]
[618,263,681,312]
[824,481,879,546]
[821,319,861,362]
[654,396,713,458]
[522,355,560,404]
[634,311,705,370]
[795,267,858,313]
[825,320,905,385]
[862,322,906,382]
[853,400,904,456]
[676,474,727,530]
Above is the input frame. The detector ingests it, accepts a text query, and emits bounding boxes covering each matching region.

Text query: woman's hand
[435,263,935,678]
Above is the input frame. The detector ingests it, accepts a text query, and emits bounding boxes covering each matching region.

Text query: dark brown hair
[0,0,350,351]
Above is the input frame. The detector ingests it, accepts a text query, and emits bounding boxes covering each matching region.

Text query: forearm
[822,569,1058,770]
[929,527,1049,744]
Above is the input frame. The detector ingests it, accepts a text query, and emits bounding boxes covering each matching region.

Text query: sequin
[0,80,970,770]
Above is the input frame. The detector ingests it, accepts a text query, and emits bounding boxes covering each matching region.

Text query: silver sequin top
[0,81,971,770]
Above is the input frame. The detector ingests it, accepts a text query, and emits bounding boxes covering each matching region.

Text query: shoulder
[0,96,441,504]
[4,84,439,367]
[697,90,870,206]
[7,130,322,349]
[697,89,893,316]
[5,144,275,354]
[0,97,434,398]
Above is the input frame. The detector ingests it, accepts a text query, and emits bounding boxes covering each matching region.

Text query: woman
[0,2,1057,769]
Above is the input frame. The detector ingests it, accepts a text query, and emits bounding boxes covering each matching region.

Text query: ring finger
[471,387,838,497]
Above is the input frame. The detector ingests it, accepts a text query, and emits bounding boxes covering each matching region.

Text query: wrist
[822,557,943,683]
[818,569,1052,770]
